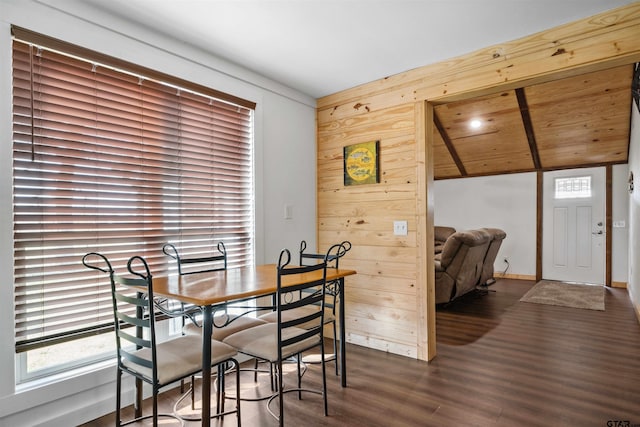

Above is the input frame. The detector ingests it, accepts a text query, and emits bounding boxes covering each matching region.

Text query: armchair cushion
[435,229,491,304]
[434,226,456,254]
[479,228,507,286]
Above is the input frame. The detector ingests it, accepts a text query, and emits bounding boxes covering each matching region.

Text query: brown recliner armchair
[435,229,491,304]
[434,226,456,256]
[479,228,507,287]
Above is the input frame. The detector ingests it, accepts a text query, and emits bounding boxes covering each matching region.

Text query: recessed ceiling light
[470,119,482,129]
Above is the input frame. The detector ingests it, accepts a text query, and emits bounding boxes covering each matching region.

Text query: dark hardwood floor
[80,279,640,426]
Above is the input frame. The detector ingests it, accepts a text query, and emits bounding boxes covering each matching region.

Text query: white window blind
[12,30,255,352]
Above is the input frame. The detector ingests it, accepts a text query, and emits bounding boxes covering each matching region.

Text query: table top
[151,263,356,306]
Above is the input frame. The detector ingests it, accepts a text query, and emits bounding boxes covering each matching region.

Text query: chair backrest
[275,248,330,357]
[82,253,159,383]
[479,228,507,286]
[298,240,351,309]
[439,229,491,300]
[434,226,456,254]
[163,241,227,275]
[299,240,351,269]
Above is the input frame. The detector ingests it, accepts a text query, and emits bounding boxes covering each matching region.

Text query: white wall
[0,0,317,425]
[627,98,640,310]
[434,172,538,277]
[612,163,630,284]
[434,167,630,282]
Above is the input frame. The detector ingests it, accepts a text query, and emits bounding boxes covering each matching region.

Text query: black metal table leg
[201,305,213,426]
[339,277,347,387]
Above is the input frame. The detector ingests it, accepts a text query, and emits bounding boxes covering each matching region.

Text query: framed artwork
[343,140,380,186]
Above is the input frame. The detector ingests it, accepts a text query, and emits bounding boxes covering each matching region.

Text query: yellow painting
[344,140,379,186]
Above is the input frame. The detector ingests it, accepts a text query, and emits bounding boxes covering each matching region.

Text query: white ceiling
[69,0,636,98]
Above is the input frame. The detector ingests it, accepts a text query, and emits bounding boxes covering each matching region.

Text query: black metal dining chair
[163,242,267,408]
[82,252,241,426]
[163,242,267,340]
[259,240,351,375]
[163,241,228,275]
[223,246,343,426]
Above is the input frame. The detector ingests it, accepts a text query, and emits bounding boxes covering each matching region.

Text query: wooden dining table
[151,263,356,427]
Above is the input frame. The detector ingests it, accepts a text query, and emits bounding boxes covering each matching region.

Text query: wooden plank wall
[316,2,640,361]
[317,103,421,357]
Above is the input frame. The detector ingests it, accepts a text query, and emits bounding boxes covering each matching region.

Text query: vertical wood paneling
[318,101,420,357]
[316,3,640,362]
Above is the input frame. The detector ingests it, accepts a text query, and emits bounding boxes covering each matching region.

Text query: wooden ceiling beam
[515,88,542,170]
[434,159,628,180]
[433,111,467,176]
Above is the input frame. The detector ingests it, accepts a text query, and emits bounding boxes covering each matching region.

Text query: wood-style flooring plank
[80,279,640,426]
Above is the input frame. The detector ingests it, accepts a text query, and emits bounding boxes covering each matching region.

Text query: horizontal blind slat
[12,38,254,349]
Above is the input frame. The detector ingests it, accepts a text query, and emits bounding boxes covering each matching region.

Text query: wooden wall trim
[606,165,613,287]
[416,101,436,361]
[318,3,640,113]
[434,160,629,181]
[502,273,537,281]
[536,171,543,282]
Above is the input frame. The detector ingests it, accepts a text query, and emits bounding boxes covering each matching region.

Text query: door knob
[597,222,603,226]
[592,230,603,235]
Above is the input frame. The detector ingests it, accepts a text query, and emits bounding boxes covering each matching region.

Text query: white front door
[542,167,605,284]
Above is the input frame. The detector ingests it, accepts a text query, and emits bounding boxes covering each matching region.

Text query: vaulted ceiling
[41,0,638,180]
[53,0,636,99]
[433,65,635,180]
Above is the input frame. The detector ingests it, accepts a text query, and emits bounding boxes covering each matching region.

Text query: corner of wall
[627,98,640,312]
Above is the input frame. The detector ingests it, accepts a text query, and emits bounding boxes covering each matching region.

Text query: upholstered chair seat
[259,306,335,330]
[123,335,237,385]
[184,315,267,341]
[224,323,321,362]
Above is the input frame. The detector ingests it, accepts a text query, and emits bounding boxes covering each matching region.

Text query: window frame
[11,26,256,382]
[554,175,592,199]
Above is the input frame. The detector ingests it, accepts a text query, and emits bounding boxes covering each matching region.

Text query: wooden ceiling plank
[527,65,632,169]
[434,90,535,176]
[433,112,467,176]
[516,88,542,170]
